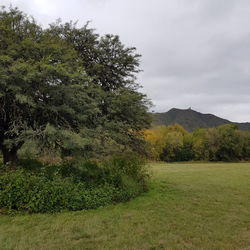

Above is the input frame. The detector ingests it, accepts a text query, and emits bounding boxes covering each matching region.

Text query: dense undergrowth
[0,154,149,213]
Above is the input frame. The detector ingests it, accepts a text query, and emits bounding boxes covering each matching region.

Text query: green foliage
[17,140,41,159]
[0,6,151,166]
[144,124,186,160]
[0,6,150,214]
[0,6,96,165]
[216,124,244,161]
[192,124,248,162]
[0,154,149,213]
[0,170,115,212]
[48,21,152,157]
[104,153,149,193]
[241,131,250,159]
[145,124,250,162]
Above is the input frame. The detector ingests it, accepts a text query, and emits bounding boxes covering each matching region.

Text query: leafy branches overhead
[0,7,151,166]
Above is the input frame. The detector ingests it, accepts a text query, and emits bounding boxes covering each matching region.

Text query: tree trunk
[2,147,18,168]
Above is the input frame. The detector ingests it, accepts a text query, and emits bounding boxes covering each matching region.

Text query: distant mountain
[152,108,250,132]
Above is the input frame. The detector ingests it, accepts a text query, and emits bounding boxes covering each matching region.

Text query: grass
[0,162,250,250]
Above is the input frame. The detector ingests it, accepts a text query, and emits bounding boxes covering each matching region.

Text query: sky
[2,0,250,122]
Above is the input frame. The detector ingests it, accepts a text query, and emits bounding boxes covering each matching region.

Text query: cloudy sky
[2,0,250,122]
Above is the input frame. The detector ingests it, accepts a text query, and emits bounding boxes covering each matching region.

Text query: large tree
[48,21,152,153]
[0,7,151,166]
[0,7,99,166]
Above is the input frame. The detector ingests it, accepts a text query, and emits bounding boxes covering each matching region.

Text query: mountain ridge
[152,108,250,132]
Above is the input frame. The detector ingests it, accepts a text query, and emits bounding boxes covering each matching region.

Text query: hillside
[152,108,250,132]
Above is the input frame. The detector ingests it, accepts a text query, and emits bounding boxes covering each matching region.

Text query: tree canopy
[0,7,152,166]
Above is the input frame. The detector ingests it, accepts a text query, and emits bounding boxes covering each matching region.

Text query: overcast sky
[2,0,250,122]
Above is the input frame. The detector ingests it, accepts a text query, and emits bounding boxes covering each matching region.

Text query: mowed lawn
[0,163,250,250]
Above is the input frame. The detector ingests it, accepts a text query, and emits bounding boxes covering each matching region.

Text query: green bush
[0,170,121,212]
[0,153,149,213]
[104,153,149,191]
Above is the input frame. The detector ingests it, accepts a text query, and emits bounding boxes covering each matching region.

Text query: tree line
[144,124,250,162]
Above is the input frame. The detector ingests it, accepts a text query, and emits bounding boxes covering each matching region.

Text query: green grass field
[0,162,250,250]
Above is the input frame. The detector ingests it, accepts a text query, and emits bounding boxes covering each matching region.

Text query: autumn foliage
[144,124,250,162]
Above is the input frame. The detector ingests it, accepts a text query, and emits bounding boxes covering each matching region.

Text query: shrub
[104,153,149,191]
[0,170,121,212]
[0,153,149,213]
